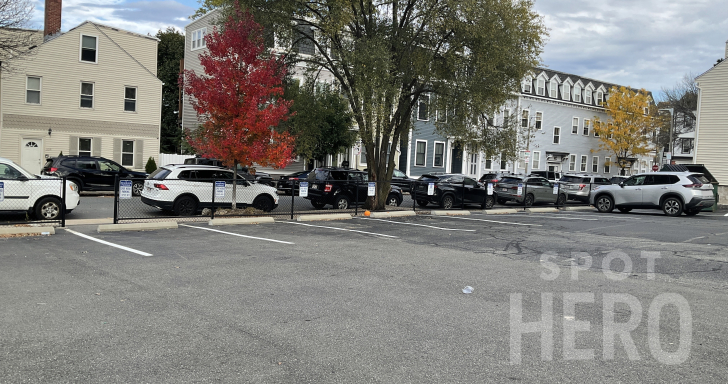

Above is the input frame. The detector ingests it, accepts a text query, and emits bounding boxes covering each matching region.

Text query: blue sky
[29,0,728,100]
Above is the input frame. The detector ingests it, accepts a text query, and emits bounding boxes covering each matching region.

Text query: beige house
[0,2,162,175]
[695,40,728,197]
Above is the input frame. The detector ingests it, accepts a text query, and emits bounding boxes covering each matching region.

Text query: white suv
[0,157,80,220]
[590,172,715,216]
[141,165,279,216]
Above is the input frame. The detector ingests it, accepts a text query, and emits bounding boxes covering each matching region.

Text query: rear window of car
[311,169,329,181]
[594,178,610,184]
[689,174,710,184]
[149,168,171,180]
[560,176,582,183]
[418,175,440,182]
[60,159,76,168]
[499,177,522,184]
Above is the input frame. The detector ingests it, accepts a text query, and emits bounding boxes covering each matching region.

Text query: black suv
[43,156,148,195]
[414,174,494,209]
[305,168,403,209]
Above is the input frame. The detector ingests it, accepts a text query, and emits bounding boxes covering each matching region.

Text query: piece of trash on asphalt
[41,232,50,236]
[462,286,474,294]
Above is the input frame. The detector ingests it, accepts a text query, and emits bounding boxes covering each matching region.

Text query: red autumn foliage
[181,10,295,169]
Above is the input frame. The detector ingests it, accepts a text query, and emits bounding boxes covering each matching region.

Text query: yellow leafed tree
[593,86,655,174]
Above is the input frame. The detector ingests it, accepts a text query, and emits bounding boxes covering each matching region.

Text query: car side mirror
[17,175,29,181]
[619,182,625,188]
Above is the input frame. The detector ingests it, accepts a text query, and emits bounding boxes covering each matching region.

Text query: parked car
[558,173,611,202]
[609,176,628,185]
[277,170,312,194]
[141,164,279,216]
[591,172,715,216]
[1,157,80,220]
[43,155,148,195]
[305,167,403,209]
[363,168,417,192]
[479,171,519,184]
[495,175,567,206]
[529,170,562,182]
[414,174,494,209]
[183,157,223,167]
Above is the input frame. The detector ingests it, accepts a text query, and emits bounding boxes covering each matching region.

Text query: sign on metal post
[215,181,226,198]
[427,182,435,195]
[119,180,132,199]
[299,181,308,197]
[0,181,4,202]
[487,183,493,196]
[652,164,659,171]
[368,182,376,197]
[553,182,559,194]
[517,183,523,196]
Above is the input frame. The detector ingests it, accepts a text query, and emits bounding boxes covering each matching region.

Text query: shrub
[145,156,158,174]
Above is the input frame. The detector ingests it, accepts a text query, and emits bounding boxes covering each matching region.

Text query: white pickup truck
[0,157,80,220]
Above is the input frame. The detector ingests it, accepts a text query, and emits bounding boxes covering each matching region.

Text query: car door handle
[635,188,642,191]
[661,187,668,189]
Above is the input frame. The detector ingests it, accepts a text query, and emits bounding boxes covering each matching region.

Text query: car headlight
[69,182,78,192]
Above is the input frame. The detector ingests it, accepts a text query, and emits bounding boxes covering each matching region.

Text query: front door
[615,175,646,206]
[21,139,43,175]
[451,144,463,174]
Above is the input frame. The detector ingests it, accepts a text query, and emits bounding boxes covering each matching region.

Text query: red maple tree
[182,9,294,207]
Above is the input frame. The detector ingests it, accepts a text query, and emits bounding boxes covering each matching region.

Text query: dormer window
[562,84,571,101]
[585,89,592,104]
[80,35,97,63]
[549,80,558,98]
[536,78,545,96]
[522,77,532,93]
[596,91,604,106]
[573,85,582,102]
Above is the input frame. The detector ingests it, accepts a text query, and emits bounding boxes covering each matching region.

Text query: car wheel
[440,194,455,209]
[617,208,632,213]
[252,195,274,212]
[335,195,350,210]
[524,194,534,207]
[556,194,566,206]
[662,197,683,217]
[685,208,700,216]
[311,201,326,209]
[497,198,508,205]
[416,199,429,207]
[595,195,614,213]
[386,194,400,206]
[35,197,62,220]
[482,195,495,209]
[132,181,144,196]
[173,196,198,216]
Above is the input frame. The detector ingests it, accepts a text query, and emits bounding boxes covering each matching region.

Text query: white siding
[695,60,728,184]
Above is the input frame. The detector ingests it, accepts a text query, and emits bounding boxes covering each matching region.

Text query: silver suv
[590,172,715,216]
[559,174,611,202]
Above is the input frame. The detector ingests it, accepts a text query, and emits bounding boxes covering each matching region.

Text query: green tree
[280,77,355,163]
[196,0,546,209]
[155,27,185,153]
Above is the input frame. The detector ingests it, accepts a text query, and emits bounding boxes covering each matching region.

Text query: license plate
[311,184,318,190]
[501,188,508,192]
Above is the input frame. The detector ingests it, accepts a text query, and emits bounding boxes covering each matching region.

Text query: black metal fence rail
[0,176,68,227]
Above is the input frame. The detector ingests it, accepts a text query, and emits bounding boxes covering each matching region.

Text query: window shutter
[92,138,101,156]
[134,140,144,169]
[113,138,121,163]
[69,136,79,155]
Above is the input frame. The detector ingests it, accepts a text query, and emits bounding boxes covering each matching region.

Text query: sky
[28,0,728,100]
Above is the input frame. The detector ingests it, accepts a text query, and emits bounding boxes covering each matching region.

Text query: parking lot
[2,208,728,382]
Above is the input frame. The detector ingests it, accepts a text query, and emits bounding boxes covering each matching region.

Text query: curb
[526,207,559,213]
[209,217,275,226]
[561,206,596,211]
[0,226,55,236]
[65,218,114,226]
[97,221,178,233]
[431,210,471,216]
[484,209,519,214]
[297,214,352,222]
[369,211,416,218]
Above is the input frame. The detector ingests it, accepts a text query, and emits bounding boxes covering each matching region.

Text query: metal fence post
[355,179,359,216]
[61,176,66,227]
[557,182,562,208]
[461,179,466,210]
[291,180,295,220]
[211,179,216,219]
[523,181,528,211]
[113,174,119,224]
[413,181,417,212]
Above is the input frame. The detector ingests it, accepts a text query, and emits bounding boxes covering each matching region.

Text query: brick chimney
[44,0,62,37]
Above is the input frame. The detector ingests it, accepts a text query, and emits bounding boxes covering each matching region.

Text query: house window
[469,153,478,174]
[26,76,41,104]
[596,91,604,106]
[415,140,427,166]
[360,146,367,164]
[574,85,582,102]
[191,27,207,50]
[583,119,590,136]
[604,157,611,173]
[79,138,92,157]
[592,156,599,173]
[550,80,558,98]
[580,155,588,172]
[503,109,510,127]
[553,127,561,144]
[572,117,579,134]
[293,25,315,55]
[124,87,137,112]
[122,140,134,166]
[436,106,447,122]
[643,107,649,115]
[434,142,445,167]
[485,159,492,169]
[80,35,97,63]
[417,95,429,121]
[594,122,600,137]
[535,112,542,130]
[537,78,545,96]
[80,82,94,108]
[523,77,532,93]
[569,154,576,171]
[532,151,540,170]
[681,138,693,154]
[563,83,571,101]
[521,110,529,128]
[500,158,507,170]
[585,89,592,104]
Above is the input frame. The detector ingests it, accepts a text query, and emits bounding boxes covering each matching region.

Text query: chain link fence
[0,176,69,227]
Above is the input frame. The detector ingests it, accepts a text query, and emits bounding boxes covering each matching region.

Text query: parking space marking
[518,214,599,221]
[63,228,153,257]
[286,222,398,238]
[435,216,542,226]
[355,217,476,231]
[180,224,295,244]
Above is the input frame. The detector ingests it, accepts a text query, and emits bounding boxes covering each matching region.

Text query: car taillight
[579,184,586,190]
[49,167,58,173]
[154,183,169,190]
[324,184,332,192]
[682,184,703,189]
[291,177,298,181]
[511,186,518,190]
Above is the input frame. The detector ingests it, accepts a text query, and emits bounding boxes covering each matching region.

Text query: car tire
[335,195,350,210]
[173,196,198,216]
[252,195,274,212]
[440,194,455,209]
[132,181,144,196]
[662,197,683,217]
[482,195,495,209]
[524,194,534,207]
[617,208,632,213]
[416,199,429,207]
[556,194,566,206]
[595,195,615,213]
[35,197,62,220]
[685,208,700,216]
[386,194,401,207]
[311,201,326,209]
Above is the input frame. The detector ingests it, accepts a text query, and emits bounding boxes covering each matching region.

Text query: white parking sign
[215,181,226,198]
[119,180,132,199]
[487,183,493,196]
[299,182,308,197]
[0,181,4,202]
[428,182,435,195]
[552,182,559,194]
[517,183,523,196]
[368,182,376,196]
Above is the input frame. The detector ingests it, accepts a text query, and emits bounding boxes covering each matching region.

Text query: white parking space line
[63,228,153,257]
[434,216,542,226]
[517,214,599,221]
[180,224,295,244]
[355,217,476,231]
[724,213,728,217]
[286,222,398,238]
